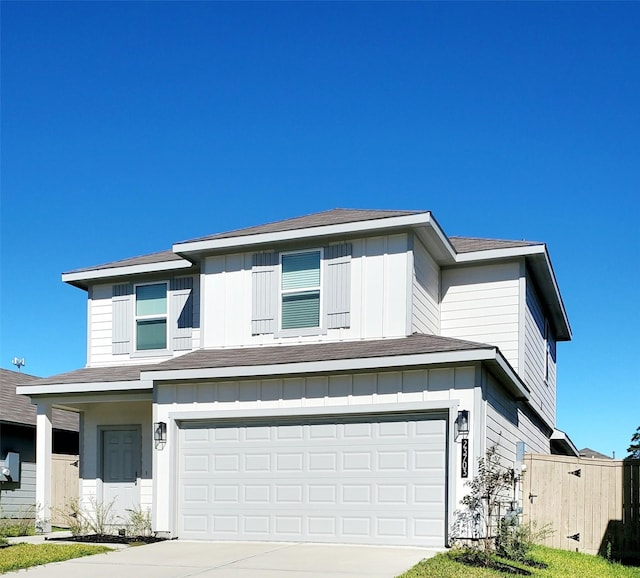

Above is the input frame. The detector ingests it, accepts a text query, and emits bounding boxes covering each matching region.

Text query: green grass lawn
[0,543,111,574]
[398,546,640,578]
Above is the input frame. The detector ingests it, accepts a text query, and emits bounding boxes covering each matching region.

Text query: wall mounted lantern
[154,421,167,449]
[455,410,470,478]
[455,410,470,439]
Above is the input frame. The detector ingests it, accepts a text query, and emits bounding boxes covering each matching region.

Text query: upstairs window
[135,283,167,350]
[280,250,321,330]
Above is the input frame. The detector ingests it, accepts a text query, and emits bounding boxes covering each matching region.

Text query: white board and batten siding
[201,234,412,348]
[523,280,556,426]
[87,275,200,367]
[441,262,521,371]
[412,238,440,335]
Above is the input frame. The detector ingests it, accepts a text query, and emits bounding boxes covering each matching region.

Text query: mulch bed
[46,534,166,545]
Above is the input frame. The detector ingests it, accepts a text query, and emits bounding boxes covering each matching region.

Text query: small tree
[627,426,640,459]
[454,445,516,560]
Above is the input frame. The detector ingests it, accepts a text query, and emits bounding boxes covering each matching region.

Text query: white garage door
[178,413,447,547]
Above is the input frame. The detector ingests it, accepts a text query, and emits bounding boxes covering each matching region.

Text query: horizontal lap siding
[89,284,113,365]
[524,282,556,425]
[0,462,36,518]
[441,263,520,370]
[484,373,519,466]
[412,239,440,335]
[484,371,549,465]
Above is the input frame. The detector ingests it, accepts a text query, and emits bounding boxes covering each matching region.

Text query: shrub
[54,496,120,536]
[496,517,554,563]
[451,444,554,568]
[0,505,36,537]
[124,506,152,537]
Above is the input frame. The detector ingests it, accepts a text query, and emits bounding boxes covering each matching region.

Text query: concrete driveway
[5,539,439,578]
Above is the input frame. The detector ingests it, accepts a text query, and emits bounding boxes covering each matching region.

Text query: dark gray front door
[101,427,141,524]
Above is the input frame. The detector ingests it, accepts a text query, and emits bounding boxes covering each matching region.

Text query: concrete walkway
[4,538,440,577]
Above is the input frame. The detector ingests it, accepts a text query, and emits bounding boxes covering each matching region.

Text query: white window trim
[276,248,326,337]
[133,281,169,353]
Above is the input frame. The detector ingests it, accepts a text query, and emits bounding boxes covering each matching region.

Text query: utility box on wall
[0,452,21,483]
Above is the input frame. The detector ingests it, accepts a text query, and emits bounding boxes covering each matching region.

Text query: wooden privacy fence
[51,454,79,526]
[522,454,640,560]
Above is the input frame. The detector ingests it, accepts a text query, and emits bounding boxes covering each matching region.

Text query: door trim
[98,424,142,506]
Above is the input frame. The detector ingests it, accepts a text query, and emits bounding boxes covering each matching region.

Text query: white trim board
[169,400,458,422]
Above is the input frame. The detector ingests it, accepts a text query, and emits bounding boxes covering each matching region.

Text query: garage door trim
[172,401,458,546]
[170,399,458,422]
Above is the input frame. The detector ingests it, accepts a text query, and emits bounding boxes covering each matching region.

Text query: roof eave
[551,428,580,457]
[142,346,499,382]
[172,212,457,261]
[62,259,195,289]
[17,380,152,396]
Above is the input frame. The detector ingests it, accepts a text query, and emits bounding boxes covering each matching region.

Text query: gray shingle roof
[579,447,613,460]
[450,236,543,253]
[178,209,425,244]
[62,211,547,278]
[148,333,491,373]
[32,364,151,386]
[0,369,79,431]
[25,334,491,388]
[63,249,190,275]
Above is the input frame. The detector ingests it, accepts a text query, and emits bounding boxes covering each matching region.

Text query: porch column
[35,403,53,533]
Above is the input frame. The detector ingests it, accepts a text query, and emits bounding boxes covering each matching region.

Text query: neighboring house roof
[579,447,613,460]
[179,209,424,243]
[449,236,543,253]
[0,368,79,431]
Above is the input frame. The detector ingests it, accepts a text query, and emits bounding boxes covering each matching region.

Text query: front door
[101,427,141,526]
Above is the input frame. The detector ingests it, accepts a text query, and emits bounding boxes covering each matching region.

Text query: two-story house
[18,209,572,547]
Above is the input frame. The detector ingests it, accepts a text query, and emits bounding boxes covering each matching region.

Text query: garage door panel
[179,414,447,546]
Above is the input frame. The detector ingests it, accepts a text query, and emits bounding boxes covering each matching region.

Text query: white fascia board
[455,244,546,263]
[169,400,458,422]
[539,249,572,339]
[423,213,458,261]
[173,213,435,254]
[143,348,497,382]
[17,380,153,396]
[62,260,193,285]
[30,392,153,408]
[493,353,531,401]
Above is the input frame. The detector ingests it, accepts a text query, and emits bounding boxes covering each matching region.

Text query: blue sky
[1,2,638,457]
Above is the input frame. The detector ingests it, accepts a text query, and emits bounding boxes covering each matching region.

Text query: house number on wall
[461,438,469,478]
